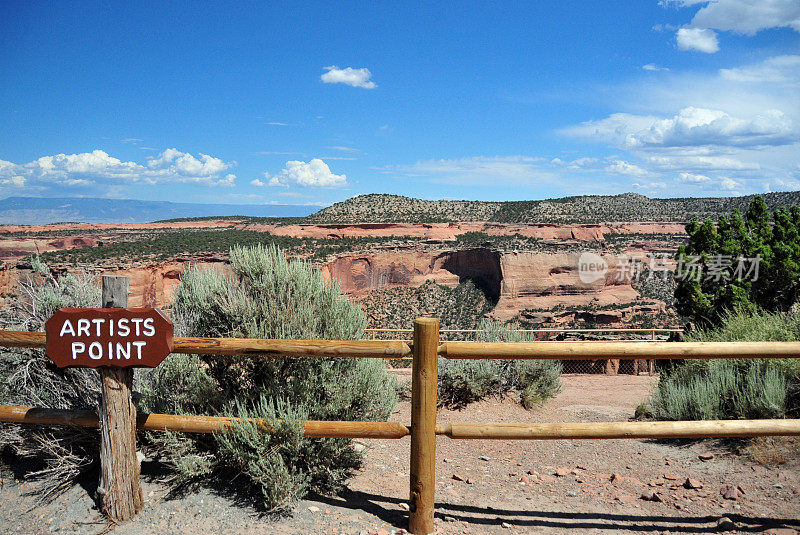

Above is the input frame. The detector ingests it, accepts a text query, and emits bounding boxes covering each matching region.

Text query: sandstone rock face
[321,247,662,324]
[0,260,229,311]
[253,221,686,241]
[320,249,460,293]
[107,261,229,308]
[483,222,685,241]
[0,236,101,260]
[493,252,645,320]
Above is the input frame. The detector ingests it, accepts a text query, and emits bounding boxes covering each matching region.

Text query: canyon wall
[320,247,663,324]
[0,219,680,325]
[0,246,663,325]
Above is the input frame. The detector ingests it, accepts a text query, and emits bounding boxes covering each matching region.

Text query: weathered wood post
[98,275,143,521]
[409,317,439,535]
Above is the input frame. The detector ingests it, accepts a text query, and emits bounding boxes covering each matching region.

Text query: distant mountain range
[0,197,316,225]
[309,192,800,224]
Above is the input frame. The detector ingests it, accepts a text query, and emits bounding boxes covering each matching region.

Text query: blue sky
[1,1,798,207]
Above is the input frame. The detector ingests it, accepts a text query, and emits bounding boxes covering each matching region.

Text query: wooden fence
[2,319,800,534]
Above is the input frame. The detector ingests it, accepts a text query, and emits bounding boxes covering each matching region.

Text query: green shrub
[213,399,311,514]
[140,244,397,513]
[0,258,102,499]
[646,309,800,421]
[438,319,561,408]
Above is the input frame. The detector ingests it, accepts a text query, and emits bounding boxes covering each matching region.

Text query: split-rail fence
[1,318,800,534]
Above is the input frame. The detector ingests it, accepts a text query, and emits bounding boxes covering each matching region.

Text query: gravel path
[2,375,798,534]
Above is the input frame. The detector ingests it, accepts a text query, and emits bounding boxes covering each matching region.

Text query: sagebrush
[645,309,800,421]
[438,319,561,408]
[0,257,102,499]
[140,244,397,513]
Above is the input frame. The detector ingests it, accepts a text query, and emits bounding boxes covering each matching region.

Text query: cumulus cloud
[0,149,237,191]
[672,0,800,35]
[604,160,651,177]
[250,178,267,187]
[551,157,602,169]
[320,66,377,89]
[565,107,798,149]
[632,181,668,191]
[677,171,712,183]
[146,148,231,181]
[268,159,347,187]
[676,27,720,52]
[1,175,26,187]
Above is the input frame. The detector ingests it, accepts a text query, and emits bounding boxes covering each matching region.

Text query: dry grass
[746,436,798,466]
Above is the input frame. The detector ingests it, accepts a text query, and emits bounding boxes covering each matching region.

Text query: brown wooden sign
[45,308,173,368]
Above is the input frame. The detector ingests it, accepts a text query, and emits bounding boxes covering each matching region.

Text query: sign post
[44,275,174,522]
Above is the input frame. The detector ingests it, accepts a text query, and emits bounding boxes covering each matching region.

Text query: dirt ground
[1,374,798,535]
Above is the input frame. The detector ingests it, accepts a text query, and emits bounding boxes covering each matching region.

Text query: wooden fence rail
[0,405,411,438]
[2,319,800,534]
[5,404,796,441]
[0,330,411,358]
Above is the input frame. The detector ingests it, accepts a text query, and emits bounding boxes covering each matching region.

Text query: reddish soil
[1,375,797,534]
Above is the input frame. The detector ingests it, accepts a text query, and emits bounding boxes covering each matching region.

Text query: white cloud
[558,52,800,192]
[572,157,600,167]
[0,149,237,190]
[677,171,712,183]
[63,178,93,187]
[642,63,669,71]
[676,171,741,191]
[268,159,347,187]
[218,174,236,187]
[146,148,230,179]
[604,160,650,177]
[673,0,800,35]
[320,66,377,89]
[632,181,668,190]
[551,156,603,169]
[250,178,267,187]
[566,107,798,149]
[720,55,800,82]
[646,154,760,171]
[676,28,720,53]
[1,175,26,187]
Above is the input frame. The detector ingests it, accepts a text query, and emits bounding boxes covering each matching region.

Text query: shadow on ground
[317,488,800,533]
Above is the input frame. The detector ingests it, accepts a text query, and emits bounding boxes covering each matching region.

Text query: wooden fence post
[409,317,439,535]
[98,275,143,522]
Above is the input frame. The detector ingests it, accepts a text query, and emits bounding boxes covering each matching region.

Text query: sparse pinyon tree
[675,196,800,327]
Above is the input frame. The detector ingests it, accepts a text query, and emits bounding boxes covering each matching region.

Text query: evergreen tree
[675,196,800,326]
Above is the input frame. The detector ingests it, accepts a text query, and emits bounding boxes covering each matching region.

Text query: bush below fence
[2,321,800,534]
